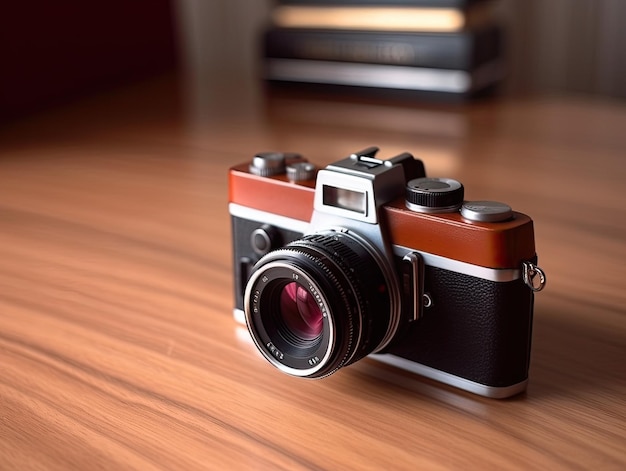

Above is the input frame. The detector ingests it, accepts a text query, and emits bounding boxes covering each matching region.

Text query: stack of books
[261,0,504,100]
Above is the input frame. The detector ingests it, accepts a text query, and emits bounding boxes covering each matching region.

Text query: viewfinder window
[323,185,366,214]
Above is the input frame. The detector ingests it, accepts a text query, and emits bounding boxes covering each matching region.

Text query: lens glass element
[279,282,323,341]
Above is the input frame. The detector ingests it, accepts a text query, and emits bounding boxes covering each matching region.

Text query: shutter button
[461,201,513,222]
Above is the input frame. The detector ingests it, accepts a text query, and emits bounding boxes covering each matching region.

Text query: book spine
[263,58,504,95]
[264,27,501,70]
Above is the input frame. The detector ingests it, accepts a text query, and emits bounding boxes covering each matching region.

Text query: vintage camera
[229,147,545,398]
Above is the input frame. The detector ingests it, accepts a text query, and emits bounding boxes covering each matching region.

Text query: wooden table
[1,76,624,470]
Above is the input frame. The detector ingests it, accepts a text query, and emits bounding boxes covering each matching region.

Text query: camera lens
[244,230,400,378]
[279,282,323,341]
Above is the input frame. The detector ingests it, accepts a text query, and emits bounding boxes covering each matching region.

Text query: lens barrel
[244,230,396,378]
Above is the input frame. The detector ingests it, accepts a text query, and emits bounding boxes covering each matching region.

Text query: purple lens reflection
[279,282,324,341]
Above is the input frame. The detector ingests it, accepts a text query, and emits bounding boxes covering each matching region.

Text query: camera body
[229,148,543,398]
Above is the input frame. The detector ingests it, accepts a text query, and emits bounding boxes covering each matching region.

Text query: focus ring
[290,231,390,370]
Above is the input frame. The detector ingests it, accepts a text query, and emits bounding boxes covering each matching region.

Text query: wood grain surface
[1,77,625,470]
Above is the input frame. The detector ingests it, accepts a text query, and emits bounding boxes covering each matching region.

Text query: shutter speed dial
[405,177,464,213]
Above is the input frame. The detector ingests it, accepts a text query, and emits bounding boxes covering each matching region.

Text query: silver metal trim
[314,171,375,222]
[243,262,336,377]
[405,201,462,214]
[230,204,522,282]
[393,245,521,282]
[234,308,246,325]
[370,354,528,399]
[229,203,310,233]
[402,252,424,321]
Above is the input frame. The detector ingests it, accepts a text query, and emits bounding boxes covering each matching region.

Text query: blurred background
[1,0,625,123]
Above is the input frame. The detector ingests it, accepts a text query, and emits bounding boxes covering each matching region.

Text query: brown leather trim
[383,202,536,268]
[229,165,536,269]
[229,164,315,222]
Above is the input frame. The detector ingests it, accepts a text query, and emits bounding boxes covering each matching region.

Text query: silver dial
[461,201,513,222]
